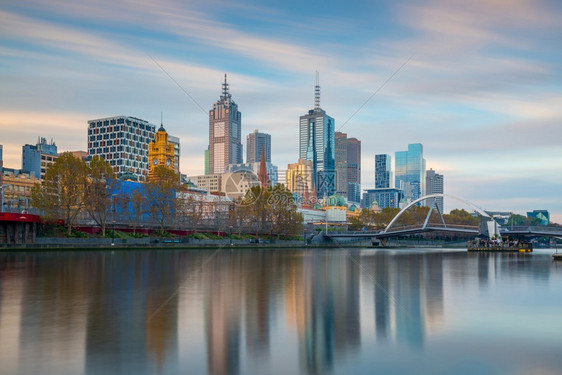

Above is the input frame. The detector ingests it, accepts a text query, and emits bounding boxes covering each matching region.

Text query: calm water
[1,248,561,375]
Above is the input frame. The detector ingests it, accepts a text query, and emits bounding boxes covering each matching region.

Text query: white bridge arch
[383,193,491,233]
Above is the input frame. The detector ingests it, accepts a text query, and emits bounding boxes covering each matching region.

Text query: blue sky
[1,0,561,221]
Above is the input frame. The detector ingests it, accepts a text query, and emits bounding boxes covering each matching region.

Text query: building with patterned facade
[87,116,156,181]
[375,154,392,189]
[298,75,335,198]
[208,75,242,174]
[286,159,314,202]
[22,137,58,180]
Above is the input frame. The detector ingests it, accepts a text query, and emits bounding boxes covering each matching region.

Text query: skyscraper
[347,137,361,203]
[335,132,347,196]
[426,168,444,212]
[375,154,392,189]
[208,75,242,174]
[87,116,156,181]
[22,137,58,179]
[395,143,426,203]
[246,130,271,163]
[298,74,335,198]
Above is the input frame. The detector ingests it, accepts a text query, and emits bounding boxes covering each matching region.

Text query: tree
[83,156,116,236]
[145,166,180,233]
[31,153,89,235]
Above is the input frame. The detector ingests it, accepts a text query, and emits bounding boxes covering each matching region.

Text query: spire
[314,71,320,111]
[221,73,231,101]
[158,112,165,132]
[258,148,270,188]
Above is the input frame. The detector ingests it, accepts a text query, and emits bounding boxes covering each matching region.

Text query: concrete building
[298,74,335,198]
[190,174,222,193]
[335,132,347,196]
[87,115,156,181]
[168,135,181,175]
[426,168,444,212]
[347,137,361,203]
[1,168,39,212]
[246,130,271,163]
[22,137,58,179]
[208,75,242,174]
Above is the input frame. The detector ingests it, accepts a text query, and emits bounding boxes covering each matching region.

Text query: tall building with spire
[208,75,242,174]
[298,73,335,198]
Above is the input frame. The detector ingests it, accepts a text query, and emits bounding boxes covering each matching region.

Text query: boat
[467,239,532,252]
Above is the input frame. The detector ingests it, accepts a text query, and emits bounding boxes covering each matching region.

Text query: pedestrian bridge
[325,194,562,240]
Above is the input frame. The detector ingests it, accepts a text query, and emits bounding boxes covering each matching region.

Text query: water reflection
[0,249,560,375]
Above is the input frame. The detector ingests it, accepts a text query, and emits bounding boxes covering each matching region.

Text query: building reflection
[204,252,242,375]
[284,250,361,375]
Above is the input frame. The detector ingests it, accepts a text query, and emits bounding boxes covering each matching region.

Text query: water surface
[1,248,561,375]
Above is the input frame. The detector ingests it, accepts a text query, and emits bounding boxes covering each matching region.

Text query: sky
[1,0,561,221]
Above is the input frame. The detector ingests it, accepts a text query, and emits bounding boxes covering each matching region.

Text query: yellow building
[1,168,39,212]
[148,124,175,181]
[286,159,314,198]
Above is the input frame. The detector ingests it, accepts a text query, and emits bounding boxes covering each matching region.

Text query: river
[1,247,561,374]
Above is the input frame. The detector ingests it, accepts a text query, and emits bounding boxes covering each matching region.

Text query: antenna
[314,71,320,110]
[222,73,231,100]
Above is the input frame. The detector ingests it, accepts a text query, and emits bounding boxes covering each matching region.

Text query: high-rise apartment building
[347,137,361,203]
[335,132,347,196]
[298,75,335,198]
[22,137,58,179]
[246,130,271,163]
[426,168,444,212]
[375,154,392,189]
[87,116,156,181]
[209,75,242,174]
[395,143,426,203]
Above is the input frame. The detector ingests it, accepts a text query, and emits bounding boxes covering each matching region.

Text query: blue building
[362,188,404,209]
[299,74,335,198]
[527,210,549,225]
[22,137,58,179]
[375,154,392,189]
[395,144,425,203]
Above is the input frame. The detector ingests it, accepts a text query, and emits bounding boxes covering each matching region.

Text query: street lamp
[111,220,116,246]
[19,215,26,245]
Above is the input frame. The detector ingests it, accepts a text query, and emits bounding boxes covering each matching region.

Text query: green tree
[145,166,180,233]
[83,156,116,236]
[31,153,89,235]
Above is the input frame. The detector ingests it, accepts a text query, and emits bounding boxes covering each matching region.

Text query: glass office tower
[395,143,426,203]
[298,75,335,198]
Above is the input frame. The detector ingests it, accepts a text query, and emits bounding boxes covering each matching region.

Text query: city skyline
[1,0,561,221]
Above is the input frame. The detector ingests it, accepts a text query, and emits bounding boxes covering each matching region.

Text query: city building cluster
[0,74,549,226]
